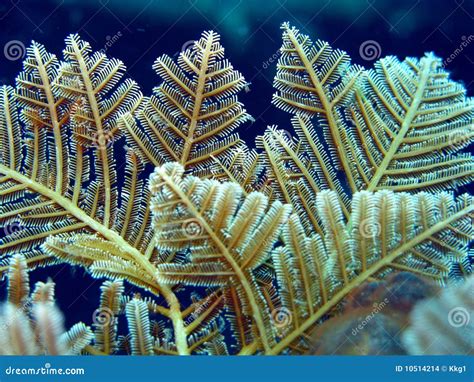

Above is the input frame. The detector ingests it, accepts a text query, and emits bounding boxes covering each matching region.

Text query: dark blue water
[1,0,473,348]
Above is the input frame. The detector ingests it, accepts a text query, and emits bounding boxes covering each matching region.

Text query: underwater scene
[0,0,473,361]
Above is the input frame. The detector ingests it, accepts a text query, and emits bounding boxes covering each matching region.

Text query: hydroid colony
[0,23,472,355]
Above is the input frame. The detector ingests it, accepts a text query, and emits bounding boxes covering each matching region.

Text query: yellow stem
[0,164,190,355]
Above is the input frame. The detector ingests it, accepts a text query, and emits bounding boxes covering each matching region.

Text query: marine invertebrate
[0,30,250,355]
[119,30,251,173]
[0,254,187,355]
[402,275,473,355]
[263,23,473,232]
[264,190,471,354]
[0,254,93,355]
[0,23,472,355]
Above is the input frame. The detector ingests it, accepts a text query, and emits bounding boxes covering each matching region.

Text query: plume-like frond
[263,190,473,354]
[0,36,142,261]
[149,162,292,351]
[61,323,94,355]
[257,115,350,234]
[34,302,68,355]
[348,54,474,193]
[1,43,79,258]
[55,34,142,226]
[31,280,55,304]
[0,86,21,172]
[272,23,473,198]
[126,298,154,355]
[0,303,38,355]
[272,22,363,193]
[43,233,162,295]
[149,162,291,277]
[7,253,29,307]
[119,30,251,174]
[93,280,124,354]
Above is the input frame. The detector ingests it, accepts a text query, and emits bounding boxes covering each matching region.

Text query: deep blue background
[0,0,473,341]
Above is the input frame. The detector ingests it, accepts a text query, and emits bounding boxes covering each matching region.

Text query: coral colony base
[0,23,473,355]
